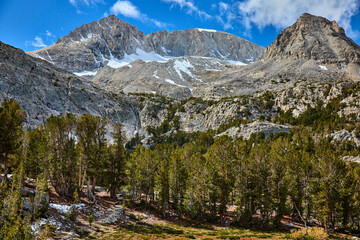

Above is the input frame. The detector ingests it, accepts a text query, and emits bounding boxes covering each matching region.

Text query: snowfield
[107,48,175,69]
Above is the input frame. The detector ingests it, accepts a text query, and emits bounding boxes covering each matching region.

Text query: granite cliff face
[145,28,263,62]
[261,13,360,66]
[0,41,141,137]
[29,15,264,73]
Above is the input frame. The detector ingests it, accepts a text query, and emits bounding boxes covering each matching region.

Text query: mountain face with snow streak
[92,56,231,99]
[28,15,264,72]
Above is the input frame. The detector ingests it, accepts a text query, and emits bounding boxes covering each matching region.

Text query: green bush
[65,205,79,222]
[88,214,94,226]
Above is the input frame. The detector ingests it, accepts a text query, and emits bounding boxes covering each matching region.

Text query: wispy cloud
[69,0,104,14]
[237,0,360,38]
[69,0,104,7]
[215,2,236,30]
[162,0,211,19]
[29,36,47,48]
[45,30,53,37]
[110,0,168,28]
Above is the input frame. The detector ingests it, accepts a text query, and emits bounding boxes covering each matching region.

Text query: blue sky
[1,0,360,52]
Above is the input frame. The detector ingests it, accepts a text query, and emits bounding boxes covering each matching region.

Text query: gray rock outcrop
[217,121,290,139]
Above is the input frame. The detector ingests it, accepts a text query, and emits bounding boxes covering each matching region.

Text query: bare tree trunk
[110,187,117,199]
[87,177,96,203]
[4,156,8,179]
[78,157,82,191]
[81,155,89,194]
[87,177,91,198]
[91,176,97,195]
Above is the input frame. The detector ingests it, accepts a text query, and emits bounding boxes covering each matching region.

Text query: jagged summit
[56,14,143,45]
[28,15,264,72]
[261,13,360,66]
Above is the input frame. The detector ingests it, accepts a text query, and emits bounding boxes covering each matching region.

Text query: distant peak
[294,13,345,34]
[260,13,360,64]
[104,14,117,20]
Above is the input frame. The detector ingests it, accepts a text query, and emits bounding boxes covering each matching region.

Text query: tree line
[2,98,360,236]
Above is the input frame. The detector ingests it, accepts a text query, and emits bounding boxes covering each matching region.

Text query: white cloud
[45,30,53,37]
[216,2,236,30]
[31,36,47,48]
[69,0,103,7]
[162,0,211,19]
[110,0,141,18]
[69,0,77,6]
[110,1,167,28]
[237,0,360,38]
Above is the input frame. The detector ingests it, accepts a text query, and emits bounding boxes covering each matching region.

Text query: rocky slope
[0,41,141,137]
[261,13,360,66]
[3,13,360,146]
[193,13,360,99]
[28,15,264,73]
[93,56,231,99]
[30,14,360,101]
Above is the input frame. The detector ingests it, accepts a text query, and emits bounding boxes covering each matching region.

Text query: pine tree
[44,113,77,196]
[154,144,173,216]
[0,99,26,179]
[104,124,127,199]
[24,127,47,179]
[269,138,290,224]
[76,114,107,202]
[206,136,236,216]
[0,161,32,240]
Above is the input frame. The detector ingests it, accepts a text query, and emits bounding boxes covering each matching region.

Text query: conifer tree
[104,124,127,198]
[76,114,107,202]
[0,99,26,178]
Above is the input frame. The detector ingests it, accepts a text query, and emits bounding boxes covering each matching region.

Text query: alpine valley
[1,13,360,141]
[3,10,360,240]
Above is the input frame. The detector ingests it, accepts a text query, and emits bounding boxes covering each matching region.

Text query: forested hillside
[1,98,360,239]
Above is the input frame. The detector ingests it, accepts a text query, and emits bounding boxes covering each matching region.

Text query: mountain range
[1,13,360,140]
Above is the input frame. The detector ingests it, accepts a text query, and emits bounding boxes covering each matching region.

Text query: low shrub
[290,227,328,240]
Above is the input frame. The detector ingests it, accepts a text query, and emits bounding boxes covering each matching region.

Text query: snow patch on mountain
[227,60,247,66]
[74,71,98,76]
[173,59,195,80]
[165,79,191,90]
[319,65,328,70]
[107,48,175,69]
[153,70,160,79]
[197,28,217,33]
[80,33,94,42]
[161,46,171,54]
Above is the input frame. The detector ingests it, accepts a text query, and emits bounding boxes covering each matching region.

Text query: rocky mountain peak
[295,13,345,34]
[56,15,143,45]
[28,15,264,72]
[261,13,360,66]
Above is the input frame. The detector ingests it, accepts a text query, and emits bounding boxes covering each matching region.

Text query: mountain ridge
[2,13,360,141]
[28,15,265,72]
